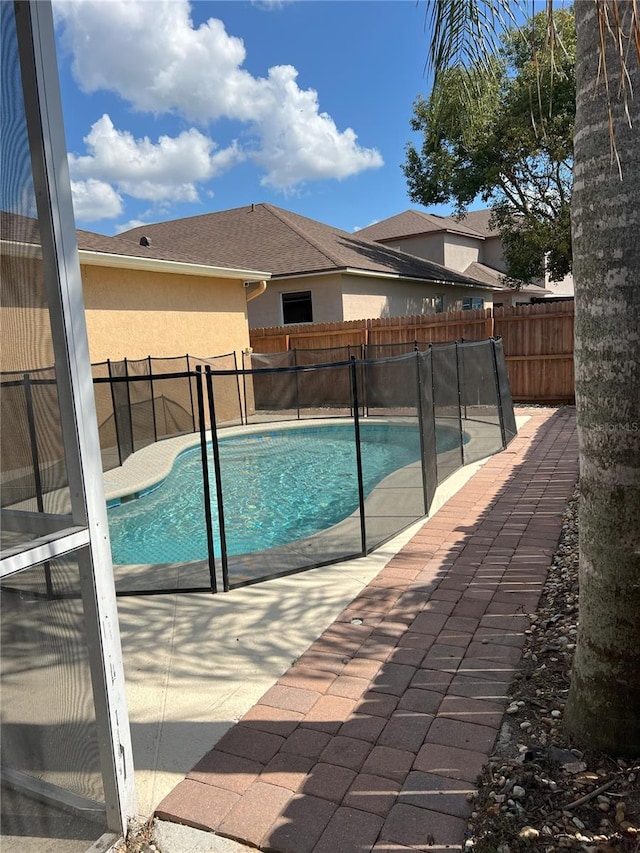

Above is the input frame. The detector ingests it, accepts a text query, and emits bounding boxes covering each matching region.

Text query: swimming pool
[107,421,461,565]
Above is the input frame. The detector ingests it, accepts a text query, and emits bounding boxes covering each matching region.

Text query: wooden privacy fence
[250,301,575,403]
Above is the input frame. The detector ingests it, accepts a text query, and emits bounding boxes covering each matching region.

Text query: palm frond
[595,0,640,177]
[422,0,521,86]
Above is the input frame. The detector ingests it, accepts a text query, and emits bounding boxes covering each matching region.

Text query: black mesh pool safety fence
[1,339,516,597]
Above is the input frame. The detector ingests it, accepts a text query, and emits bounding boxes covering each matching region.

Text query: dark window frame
[281,290,313,325]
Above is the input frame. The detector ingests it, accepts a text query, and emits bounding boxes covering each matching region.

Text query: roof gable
[357,209,488,242]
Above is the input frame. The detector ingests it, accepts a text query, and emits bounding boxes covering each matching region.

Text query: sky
[52,0,456,237]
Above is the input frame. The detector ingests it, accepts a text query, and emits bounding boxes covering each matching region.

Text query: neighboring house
[1,211,270,370]
[357,209,572,305]
[121,203,502,328]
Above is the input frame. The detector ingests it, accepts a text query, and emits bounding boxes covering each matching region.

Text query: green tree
[405,7,575,284]
[421,0,640,755]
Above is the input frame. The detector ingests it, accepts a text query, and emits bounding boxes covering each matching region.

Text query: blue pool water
[107,422,459,564]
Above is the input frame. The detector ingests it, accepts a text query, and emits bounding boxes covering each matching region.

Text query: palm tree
[423,0,640,754]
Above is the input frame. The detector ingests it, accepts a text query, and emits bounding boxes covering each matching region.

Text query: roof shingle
[121,203,493,288]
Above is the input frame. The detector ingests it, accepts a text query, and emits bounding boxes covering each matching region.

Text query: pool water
[108,422,457,564]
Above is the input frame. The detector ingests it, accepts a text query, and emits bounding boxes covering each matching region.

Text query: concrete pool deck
[115,406,579,853]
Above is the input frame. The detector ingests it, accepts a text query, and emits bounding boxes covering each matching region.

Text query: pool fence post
[454,342,465,465]
[241,350,249,425]
[124,357,135,454]
[107,359,124,467]
[233,351,244,425]
[413,351,430,516]
[350,356,367,555]
[427,345,439,492]
[23,371,55,598]
[186,354,196,434]
[195,366,218,593]
[205,366,230,592]
[293,348,300,420]
[490,338,508,449]
[147,355,158,443]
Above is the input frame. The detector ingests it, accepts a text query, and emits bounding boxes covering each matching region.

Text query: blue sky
[53,0,456,236]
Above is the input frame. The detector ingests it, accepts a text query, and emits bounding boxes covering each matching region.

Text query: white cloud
[252,66,383,189]
[70,179,123,221]
[55,0,383,190]
[69,115,242,203]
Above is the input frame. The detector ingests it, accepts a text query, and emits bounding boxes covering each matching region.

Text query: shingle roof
[464,261,548,294]
[1,211,41,244]
[357,209,488,242]
[120,203,494,288]
[76,227,202,264]
[1,210,266,272]
[453,209,496,238]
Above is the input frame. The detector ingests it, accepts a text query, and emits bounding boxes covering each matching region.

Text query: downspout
[245,279,268,302]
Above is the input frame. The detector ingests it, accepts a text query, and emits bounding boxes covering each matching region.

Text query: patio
[123,406,578,852]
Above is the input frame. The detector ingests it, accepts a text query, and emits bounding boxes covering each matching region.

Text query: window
[434,295,444,313]
[282,290,313,324]
[462,297,485,310]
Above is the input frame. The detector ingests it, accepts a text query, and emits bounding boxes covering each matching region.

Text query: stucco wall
[342,275,493,319]
[81,264,251,361]
[247,274,344,328]
[380,234,446,265]
[481,236,506,272]
[442,234,481,272]
[1,254,56,372]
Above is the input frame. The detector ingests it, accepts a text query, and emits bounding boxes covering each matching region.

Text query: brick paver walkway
[156,408,579,853]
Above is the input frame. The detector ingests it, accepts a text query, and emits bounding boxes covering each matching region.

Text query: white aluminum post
[13,0,137,833]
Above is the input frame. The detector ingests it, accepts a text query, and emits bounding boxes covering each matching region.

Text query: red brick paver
[155,408,578,852]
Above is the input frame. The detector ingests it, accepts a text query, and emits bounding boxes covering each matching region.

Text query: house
[357,209,573,305]
[1,211,270,371]
[121,203,503,328]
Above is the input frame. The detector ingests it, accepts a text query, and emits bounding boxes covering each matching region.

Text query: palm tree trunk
[564,0,640,753]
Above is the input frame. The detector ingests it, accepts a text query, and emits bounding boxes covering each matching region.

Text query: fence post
[23,373,54,597]
[293,348,300,420]
[427,346,439,493]
[241,350,251,425]
[186,354,196,433]
[350,357,367,555]
[195,366,218,593]
[147,356,158,443]
[123,357,134,453]
[233,351,244,425]
[107,359,123,467]
[491,338,508,448]
[205,366,230,592]
[413,353,430,516]
[454,342,465,465]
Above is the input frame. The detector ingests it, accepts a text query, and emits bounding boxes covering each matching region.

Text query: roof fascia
[272,266,499,291]
[376,227,486,242]
[77,249,271,281]
[2,238,272,280]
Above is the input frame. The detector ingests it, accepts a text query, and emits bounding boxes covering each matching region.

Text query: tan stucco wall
[341,275,493,319]
[1,254,56,372]
[382,234,446,265]
[247,274,344,328]
[81,264,251,361]
[442,234,481,272]
[480,236,506,272]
